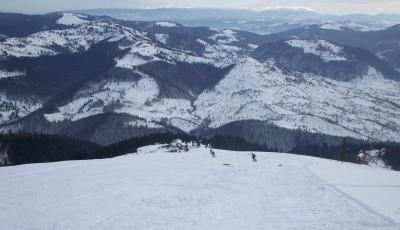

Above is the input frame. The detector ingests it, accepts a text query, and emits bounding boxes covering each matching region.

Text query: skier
[251,153,257,162]
[210,149,216,158]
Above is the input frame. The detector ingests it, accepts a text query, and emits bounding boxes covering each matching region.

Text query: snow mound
[286,39,346,62]
[57,13,88,25]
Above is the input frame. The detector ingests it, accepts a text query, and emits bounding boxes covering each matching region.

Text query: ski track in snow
[0,147,399,230]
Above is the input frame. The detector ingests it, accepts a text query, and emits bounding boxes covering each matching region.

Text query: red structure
[356,152,369,165]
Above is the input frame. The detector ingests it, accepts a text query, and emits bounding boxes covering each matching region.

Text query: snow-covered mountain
[263,24,400,73]
[0,12,399,146]
[1,144,399,229]
[75,8,400,35]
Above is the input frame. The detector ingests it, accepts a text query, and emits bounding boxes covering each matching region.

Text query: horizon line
[2,7,400,17]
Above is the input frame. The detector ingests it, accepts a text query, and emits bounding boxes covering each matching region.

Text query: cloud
[260,6,318,12]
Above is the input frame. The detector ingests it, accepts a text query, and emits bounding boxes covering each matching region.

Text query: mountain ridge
[0,12,399,147]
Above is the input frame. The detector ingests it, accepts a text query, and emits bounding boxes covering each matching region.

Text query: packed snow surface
[0,146,399,230]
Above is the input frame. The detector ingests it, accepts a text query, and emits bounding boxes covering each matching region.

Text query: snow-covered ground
[0,146,399,230]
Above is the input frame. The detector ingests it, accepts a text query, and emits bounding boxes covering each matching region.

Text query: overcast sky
[1,0,399,15]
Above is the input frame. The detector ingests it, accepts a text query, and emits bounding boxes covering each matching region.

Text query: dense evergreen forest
[0,132,101,165]
[1,132,399,170]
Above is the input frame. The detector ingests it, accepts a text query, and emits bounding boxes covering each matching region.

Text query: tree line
[1,132,399,170]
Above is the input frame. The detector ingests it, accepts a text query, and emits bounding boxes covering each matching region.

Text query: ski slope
[0,146,399,230]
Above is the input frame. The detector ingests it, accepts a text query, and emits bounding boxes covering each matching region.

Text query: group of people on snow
[208,146,257,162]
[170,141,258,162]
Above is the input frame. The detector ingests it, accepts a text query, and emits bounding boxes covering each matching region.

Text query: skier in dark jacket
[210,149,216,158]
[251,153,257,162]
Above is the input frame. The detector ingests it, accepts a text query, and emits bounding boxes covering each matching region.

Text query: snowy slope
[0,93,43,125]
[0,146,399,229]
[44,75,198,132]
[0,21,145,57]
[0,14,242,131]
[286,40,346,62]
[195,57,400,141]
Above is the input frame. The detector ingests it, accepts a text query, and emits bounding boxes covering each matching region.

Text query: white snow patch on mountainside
[286,40,346,62]
[248,44,259,49]
[45,76,159,122]
[127,119,163,129]
[57,13,88,25]
[44,75,197,132]
[115,38,236,69]
[0,69,25,79]
[209,29,239,44]
[115,53,149,69]
[319,23,343,31]
[155,34,168,44]
[0,94,42,124]
[329,21,382,32]
[0,147,399,229]
[155,21,178,27]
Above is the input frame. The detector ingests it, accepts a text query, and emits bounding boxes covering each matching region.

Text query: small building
[357,148,387,167]
[0,142,10,166]
[166,139,189,153]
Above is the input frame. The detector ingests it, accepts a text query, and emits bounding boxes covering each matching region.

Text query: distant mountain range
[0,12,399,149]
[73,8,400,34]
